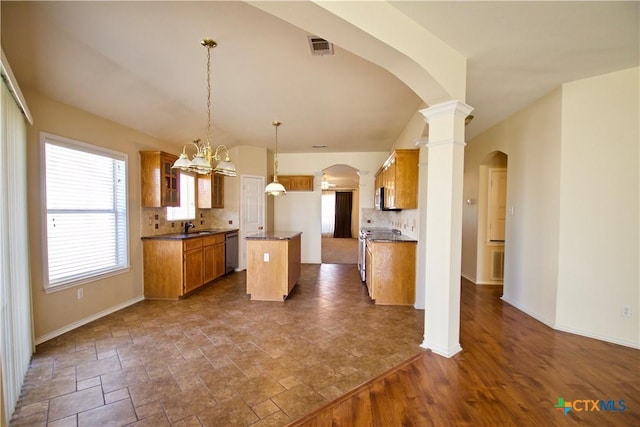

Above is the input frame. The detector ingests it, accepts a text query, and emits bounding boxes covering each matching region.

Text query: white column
[419,100,473,358]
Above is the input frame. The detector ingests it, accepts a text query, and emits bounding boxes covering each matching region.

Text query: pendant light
[172,39,237,176]
[265,121,287,196]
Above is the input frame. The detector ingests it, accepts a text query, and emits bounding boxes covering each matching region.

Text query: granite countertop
[246,231,302,240]
[366,232,417,243]
[141,228,238,240]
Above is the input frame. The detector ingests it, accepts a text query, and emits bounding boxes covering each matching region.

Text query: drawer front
[183,238,203,251]
[202,234,225,246]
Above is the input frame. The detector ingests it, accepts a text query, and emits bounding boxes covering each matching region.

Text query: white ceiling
[2,1,638,161]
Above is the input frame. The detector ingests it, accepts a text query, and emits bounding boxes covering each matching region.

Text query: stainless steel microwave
[375,187,401,211]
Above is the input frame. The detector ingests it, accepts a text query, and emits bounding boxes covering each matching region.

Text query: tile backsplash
[360,208,418,239]
[141,207,240,236]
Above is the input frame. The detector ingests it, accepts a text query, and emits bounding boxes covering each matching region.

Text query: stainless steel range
[358,227,398,282]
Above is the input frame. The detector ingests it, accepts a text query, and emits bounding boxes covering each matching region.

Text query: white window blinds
[43,133,128,290]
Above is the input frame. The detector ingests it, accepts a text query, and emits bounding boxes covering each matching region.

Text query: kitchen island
[246,231,301,301]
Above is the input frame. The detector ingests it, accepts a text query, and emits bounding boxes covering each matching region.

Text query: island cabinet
[140,151,180,208]
[366,239,416,305]
[246,232,301,301]
[142,233,226,299]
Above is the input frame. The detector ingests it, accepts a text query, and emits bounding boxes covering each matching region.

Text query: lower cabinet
[365,240,416,305]
[203,236,225,283]
[143,234,226,299]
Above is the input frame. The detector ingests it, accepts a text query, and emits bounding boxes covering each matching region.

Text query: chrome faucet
[184,222,195,233]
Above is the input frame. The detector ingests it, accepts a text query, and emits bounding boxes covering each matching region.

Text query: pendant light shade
[265,121,286,196]
[172,39,236,176]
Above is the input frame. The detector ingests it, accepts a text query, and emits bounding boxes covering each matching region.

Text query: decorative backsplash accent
[141,207,239,236]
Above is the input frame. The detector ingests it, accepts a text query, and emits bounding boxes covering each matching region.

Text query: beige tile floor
[11,264,424,426]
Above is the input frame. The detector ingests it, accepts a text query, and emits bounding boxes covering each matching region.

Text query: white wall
[556,67,639,347]
[275,152,388,263]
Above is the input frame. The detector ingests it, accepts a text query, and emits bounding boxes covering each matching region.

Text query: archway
[320,164,360,264]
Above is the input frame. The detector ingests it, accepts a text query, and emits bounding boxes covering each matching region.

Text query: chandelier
[264,121,287,196]
[172,39,237,176]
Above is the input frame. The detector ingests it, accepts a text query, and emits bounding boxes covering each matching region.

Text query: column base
[420,339,463,358]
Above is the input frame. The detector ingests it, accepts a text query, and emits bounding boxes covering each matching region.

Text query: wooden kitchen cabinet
[140,151,180,207]
[197,174,224,209]
[374,149,419,210]
[246,232,302,301]
[142,234,226,299]
[365,239,416,305]
[276,175,314,192]
[183,238,204,294]
[365,244,373,298]
[203,234,225,283]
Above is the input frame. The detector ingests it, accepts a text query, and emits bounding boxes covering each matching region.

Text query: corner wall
[556,67,639,347]
[464,67,640,348]
[464,88,563,326]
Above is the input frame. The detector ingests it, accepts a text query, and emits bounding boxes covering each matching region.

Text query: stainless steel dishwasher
[225,231,238,274]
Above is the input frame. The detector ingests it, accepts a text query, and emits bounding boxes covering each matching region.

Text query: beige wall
[556,67,639,346]
[24,89,176,343]
[463,67,640,348]
[464,88,563,326]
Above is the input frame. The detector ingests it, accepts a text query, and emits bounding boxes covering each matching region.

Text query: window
[166,173,195,221]
[42,133,128,290]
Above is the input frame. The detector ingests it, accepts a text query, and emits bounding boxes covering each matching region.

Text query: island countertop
[245,231,302,241]
[141,228,238,240]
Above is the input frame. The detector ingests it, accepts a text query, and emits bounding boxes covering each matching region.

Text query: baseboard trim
[461,273,476,284]
[554,323,640,350]
[35,296,145,345]
[501,296,640,350]
[500,295,555,328]
[420,340,463,358]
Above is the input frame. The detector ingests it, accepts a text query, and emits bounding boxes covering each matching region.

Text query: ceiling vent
[308,36,334,56]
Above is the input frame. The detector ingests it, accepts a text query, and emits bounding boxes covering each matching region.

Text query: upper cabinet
[375,149,419,210]
[276,175,314,192]
[198,174,224,209]
[140,151,180,208]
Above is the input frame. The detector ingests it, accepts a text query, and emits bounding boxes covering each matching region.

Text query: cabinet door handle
[258,226,264,230]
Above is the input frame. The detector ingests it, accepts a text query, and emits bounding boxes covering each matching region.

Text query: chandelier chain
[206,44,212,146]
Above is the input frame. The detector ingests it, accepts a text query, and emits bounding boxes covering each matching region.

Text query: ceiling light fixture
[265,121,287,196]
[172,39,237,177]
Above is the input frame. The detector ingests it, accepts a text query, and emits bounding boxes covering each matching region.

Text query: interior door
[488,168,507,242]
[240,175,265,269]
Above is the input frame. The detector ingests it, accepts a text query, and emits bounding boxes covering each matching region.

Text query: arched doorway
[320,164,360,264]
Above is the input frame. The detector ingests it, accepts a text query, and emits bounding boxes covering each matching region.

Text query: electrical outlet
[77,288,83,300]
[263,253,270,262]
[622,305,632,318]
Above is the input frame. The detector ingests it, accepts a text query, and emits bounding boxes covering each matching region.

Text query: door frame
[239,174,265,270]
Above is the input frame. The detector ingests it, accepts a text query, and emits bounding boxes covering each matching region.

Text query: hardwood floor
[289,279,640,426]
